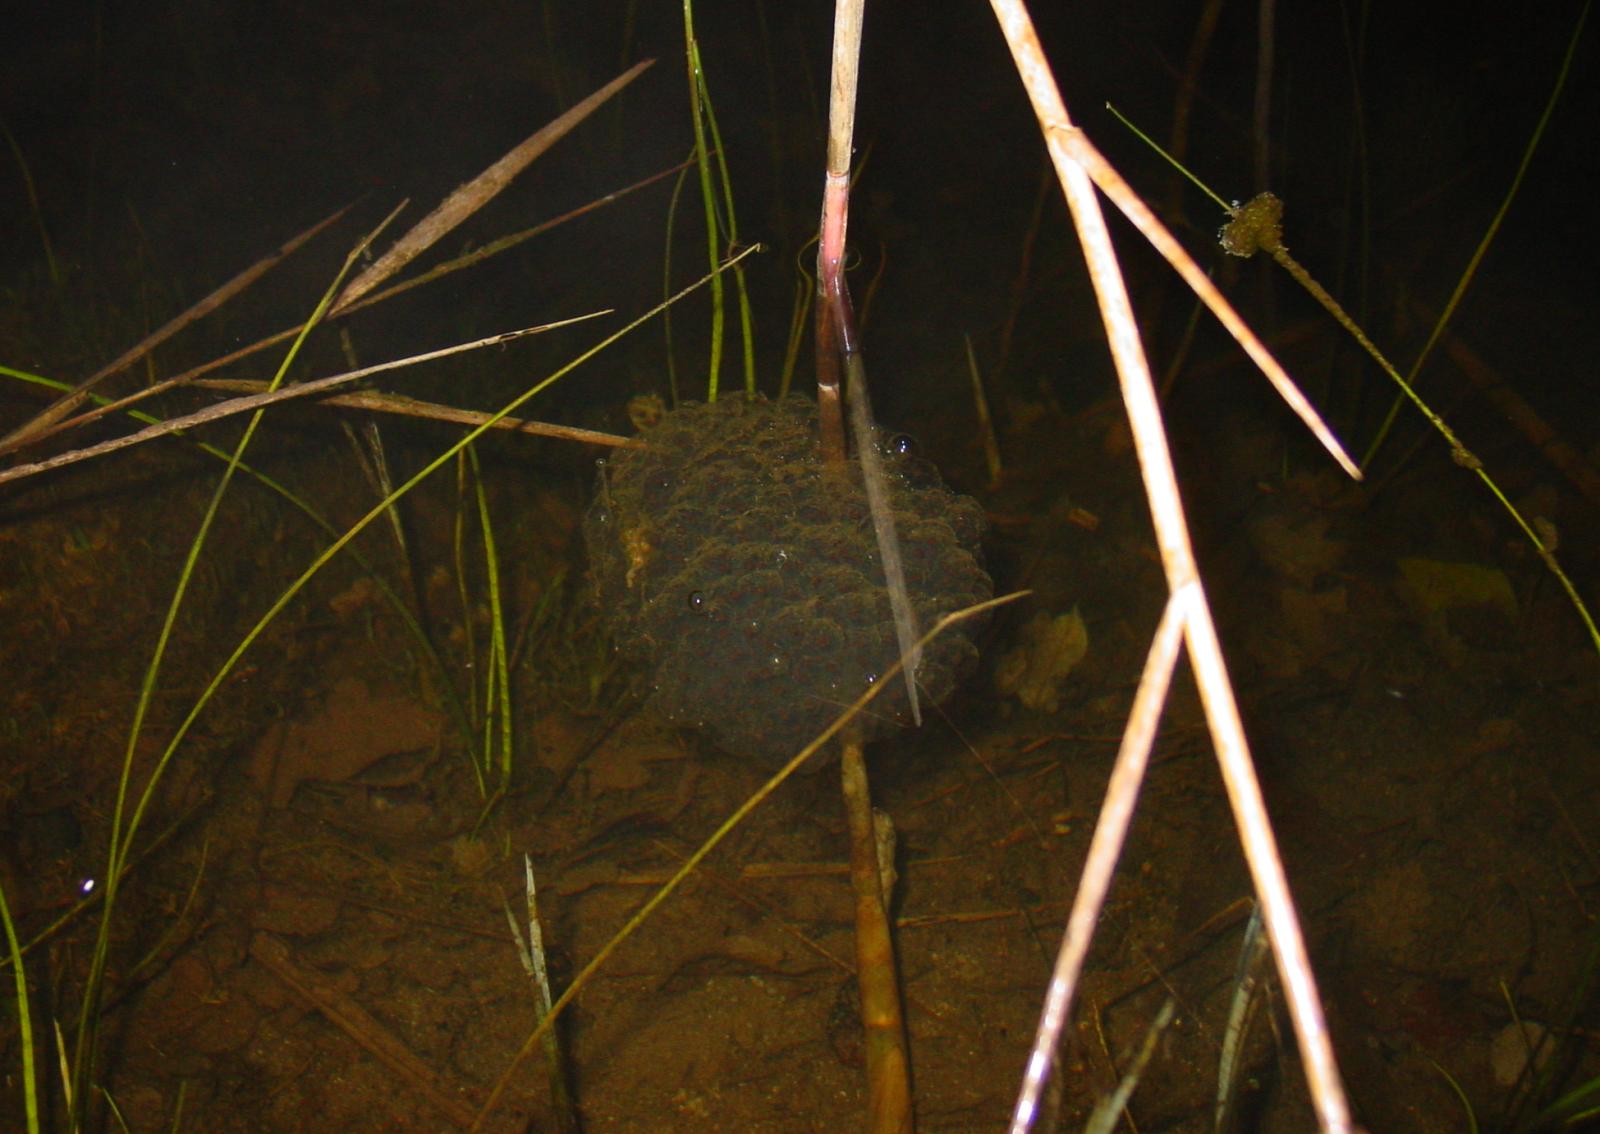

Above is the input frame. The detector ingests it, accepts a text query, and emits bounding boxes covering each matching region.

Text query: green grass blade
[467,444,514,807]
[105,250,759,923]
[1361,0,1590,470]
[70,212,378,1120]
[683,2,726,400]
[0,878,41,1134]
[0,360,479,804]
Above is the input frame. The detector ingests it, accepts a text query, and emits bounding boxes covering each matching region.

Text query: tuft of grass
[458,443,516,821]
[679,0,757,402]
[28,239,751,1129]
[0,58,701,1128]
[1527,1075,1600,1131]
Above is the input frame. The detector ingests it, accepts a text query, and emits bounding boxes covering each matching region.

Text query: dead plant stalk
[331,59,655,315]
[0,317,605,489]
[22,159,688,453]
[985,1,1356,1131]
[2,63,659,463]
[842,734,913,1134]
[815,2,917,1130]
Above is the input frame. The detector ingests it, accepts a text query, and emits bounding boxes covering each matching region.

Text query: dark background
[2,0,1595,451]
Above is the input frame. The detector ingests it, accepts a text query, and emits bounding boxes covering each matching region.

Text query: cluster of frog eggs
[582,394,992,763]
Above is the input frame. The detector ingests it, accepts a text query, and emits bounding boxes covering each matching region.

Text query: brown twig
[192,380,637,449]
[249,932,480,1129]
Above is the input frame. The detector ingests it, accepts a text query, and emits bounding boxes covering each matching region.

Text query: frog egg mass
[582,394,993,763]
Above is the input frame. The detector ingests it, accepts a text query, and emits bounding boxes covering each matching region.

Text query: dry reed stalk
[1058,135,1358,479]
[814,1,918,1126]
[814,191,848,466]
[4,71,666,479]
[0,316,603,489]
[813,0,864,466]
[841,735,913,1134]
[191,380,636,450]
[1012,587,1187,1132]
[985,2,1356,1131]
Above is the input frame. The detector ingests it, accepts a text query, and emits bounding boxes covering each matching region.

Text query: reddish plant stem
[815,169,853,466]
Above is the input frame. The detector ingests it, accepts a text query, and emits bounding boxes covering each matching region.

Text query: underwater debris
[994,607,1089,714]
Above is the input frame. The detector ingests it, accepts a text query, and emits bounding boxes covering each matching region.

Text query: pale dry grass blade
[191,380,635,449]
[0,314,604,488]
[44,161,686,442]
[330,59,655,316]
[986,2,1356,1130]
[1009,585,1189,1134]
[1058,131,1359,479]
